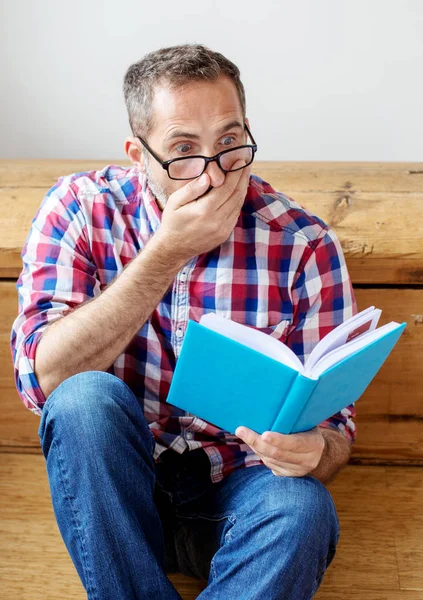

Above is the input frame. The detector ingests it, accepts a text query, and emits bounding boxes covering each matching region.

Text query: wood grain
[0,161,422,283]
[1,454,422,599]
[1,159,422,190]
[1,281,422,463]
[2,160,422,599]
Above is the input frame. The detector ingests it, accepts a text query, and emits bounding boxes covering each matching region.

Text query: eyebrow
[165,120,244,141]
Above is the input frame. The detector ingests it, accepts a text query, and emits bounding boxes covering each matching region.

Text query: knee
[249,474,340,545]
[38,371,150,450]
[45,370,135,419]
[282,476,340,551]
[294,476,340,539]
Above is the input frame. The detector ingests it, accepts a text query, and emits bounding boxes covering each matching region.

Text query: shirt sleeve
[285,227,358,444]
[10,177,99,414]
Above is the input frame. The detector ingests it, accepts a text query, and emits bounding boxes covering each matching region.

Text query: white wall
[1,0,422,161]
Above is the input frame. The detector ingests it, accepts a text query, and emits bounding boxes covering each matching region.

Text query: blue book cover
[166,319,406,435]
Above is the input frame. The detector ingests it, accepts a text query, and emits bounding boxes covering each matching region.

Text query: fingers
[168,159,251,216]
[217,163,252,220]
[236,426,302,465]
[170,172,211,209]
[202,159,248,210]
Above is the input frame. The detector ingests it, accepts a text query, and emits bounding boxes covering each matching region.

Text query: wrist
[147,228,189,273]
[308,427,350,484]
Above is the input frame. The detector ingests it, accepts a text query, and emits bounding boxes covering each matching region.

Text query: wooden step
[1,160,422,283]
[2,280,422,463]
[1,454,422,599]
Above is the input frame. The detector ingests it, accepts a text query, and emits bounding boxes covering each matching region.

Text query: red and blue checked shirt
[10,164,357,483]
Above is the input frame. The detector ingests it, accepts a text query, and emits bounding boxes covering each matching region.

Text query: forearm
[308,427,352,485]
[34,230,185,398]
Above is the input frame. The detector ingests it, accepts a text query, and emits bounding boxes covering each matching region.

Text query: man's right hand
[156,159,252,264]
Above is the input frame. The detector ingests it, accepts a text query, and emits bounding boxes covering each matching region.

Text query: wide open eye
[220,135,237,147]
[175,143,193,154]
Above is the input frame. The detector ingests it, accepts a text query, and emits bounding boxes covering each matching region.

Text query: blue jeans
[38,371,340,600]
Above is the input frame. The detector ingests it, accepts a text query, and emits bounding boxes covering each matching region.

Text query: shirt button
[176,328,184,339]
[180,272,187,283]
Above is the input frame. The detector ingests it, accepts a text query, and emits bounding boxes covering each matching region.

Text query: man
[11,44,356,599]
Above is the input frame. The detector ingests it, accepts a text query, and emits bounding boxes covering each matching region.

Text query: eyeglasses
[135,124,257,181]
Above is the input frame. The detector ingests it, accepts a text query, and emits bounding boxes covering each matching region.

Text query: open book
[166,307,406,435]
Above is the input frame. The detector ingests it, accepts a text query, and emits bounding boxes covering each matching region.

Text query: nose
[205,159,225,187]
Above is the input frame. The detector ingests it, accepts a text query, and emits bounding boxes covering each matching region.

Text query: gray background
[1,0,422,161]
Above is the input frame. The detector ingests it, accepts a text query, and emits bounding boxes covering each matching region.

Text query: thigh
[170,464,340,583]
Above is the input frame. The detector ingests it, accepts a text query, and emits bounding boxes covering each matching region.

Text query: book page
[304,306,381,375]
[310,321,400,378]
[199,313,303,372]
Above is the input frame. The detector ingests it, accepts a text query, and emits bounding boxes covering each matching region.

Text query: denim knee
[238,470,340,546]
[272,475,340,541]
[38,370,155,457]
[294,476,340,541]
[285,475,339,521]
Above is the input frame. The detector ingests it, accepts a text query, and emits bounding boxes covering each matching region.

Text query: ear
[124,136,146,174]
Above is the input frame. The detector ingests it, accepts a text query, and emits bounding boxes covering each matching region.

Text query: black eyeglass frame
[135,124,257,181]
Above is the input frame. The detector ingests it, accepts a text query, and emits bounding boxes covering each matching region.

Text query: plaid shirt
[10,165,357,483]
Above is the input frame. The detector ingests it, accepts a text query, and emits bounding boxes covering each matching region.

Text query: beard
[144,158,170,210]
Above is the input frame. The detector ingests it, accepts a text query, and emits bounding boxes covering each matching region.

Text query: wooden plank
[0,186,43,279]
[344,258,423,286]
[0,159,130,188]
[0,281,42,451]
[0,250,24,278]
[315,592,423,599]
[320,466,423,595]
[1,189,423,283]
[386,467,423,592]
[1,281,422,464]
[1,159,422,191]
[2,455,422,598]
[350,288,423,464]
[255,161,423,193]
[354,288,423,419]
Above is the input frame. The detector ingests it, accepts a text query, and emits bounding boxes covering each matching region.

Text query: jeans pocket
[173,511,236,582]
[207,513,237,583]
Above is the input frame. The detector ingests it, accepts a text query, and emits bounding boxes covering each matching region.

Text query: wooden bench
[1,160,423,599]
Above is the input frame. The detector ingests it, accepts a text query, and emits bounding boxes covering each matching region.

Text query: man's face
[125,75,248,210]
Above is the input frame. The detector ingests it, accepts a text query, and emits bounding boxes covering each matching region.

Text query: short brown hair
[123,44,246,138]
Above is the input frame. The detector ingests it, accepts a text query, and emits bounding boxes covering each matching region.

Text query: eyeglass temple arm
[135,135,167,168]
[244,123,256,146]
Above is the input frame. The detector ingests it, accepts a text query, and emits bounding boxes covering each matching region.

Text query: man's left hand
[235,426,326,478]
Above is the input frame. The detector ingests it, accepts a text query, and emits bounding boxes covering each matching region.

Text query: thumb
[169,173,210,209]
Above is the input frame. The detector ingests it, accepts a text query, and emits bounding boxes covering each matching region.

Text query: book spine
[271,374,318,434]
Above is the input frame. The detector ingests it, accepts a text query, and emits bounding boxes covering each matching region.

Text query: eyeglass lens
[168,146,254,180]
